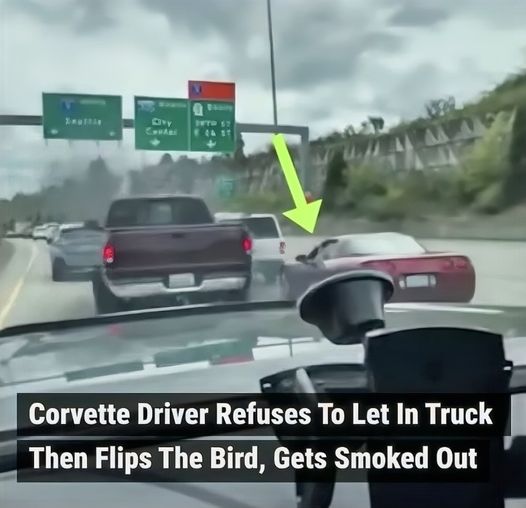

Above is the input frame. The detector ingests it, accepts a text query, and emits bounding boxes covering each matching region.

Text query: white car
[48,222,85,244]
[32,225,49,240]
[42,222,60,242]
[215,212,285,283]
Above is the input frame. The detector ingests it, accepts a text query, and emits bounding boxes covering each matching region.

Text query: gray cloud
[144,0,255,42]
[3,0,73,26]
[272,31,404,91]
[388,2,450,27]
[383,0,526,30]
[371,62,446,118]
[452,0,526,29]
[143,0,405,90]
[76,0,115,33]
[4,0,116,33]
[368,59,498,120]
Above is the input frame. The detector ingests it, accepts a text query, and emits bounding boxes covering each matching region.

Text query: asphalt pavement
[0,236,525,330]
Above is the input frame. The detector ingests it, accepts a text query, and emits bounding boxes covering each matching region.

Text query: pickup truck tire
[92,273,126,314]
[51,259,67,282]
[279,269,292,300]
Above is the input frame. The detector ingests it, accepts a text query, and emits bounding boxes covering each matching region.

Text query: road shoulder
[0,240,15,276]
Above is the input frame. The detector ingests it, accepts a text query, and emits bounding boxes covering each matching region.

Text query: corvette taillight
[442,257,470,270]
[452,256,470,269]
[103,243,115,265]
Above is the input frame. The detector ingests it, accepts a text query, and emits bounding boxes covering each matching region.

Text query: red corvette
[280,232,476,303]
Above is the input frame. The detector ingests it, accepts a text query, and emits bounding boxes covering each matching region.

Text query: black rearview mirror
[295,254,308,263]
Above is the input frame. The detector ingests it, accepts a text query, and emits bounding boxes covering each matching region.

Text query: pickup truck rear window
[106,198,213,227]
[240,217,279,239]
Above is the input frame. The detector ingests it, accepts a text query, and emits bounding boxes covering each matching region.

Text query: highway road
[0,237,525,330]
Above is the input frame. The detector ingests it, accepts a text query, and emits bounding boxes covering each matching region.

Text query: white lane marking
[0,242,38,329]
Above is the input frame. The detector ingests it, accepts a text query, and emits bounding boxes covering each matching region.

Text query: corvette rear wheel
[52,259,66,282]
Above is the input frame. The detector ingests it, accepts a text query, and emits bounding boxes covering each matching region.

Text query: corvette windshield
[337,235,426,257]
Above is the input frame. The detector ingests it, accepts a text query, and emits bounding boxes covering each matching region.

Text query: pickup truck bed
[92,195,252,313]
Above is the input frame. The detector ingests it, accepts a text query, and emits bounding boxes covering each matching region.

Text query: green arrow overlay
[272,133,322,234]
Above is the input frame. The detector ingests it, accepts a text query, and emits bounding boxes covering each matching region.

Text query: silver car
[49,224,107,281]
[32,225,49,240]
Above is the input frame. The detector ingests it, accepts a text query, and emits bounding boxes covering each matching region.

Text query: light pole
[266,0,278,127]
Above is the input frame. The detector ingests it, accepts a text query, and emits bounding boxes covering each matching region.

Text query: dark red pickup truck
[92,195,253,313]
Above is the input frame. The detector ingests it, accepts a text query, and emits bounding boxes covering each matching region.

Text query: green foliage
[357,187,409,222]
[331,111,515,219]
[456,112,511,208]
[504,106,526,204]
[343,163,388,209]
[323,150,347,209]
[471,182,506,215]
[340,160,459,216]
[464,71,526,117]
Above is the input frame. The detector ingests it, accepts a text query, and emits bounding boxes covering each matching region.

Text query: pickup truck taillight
[103,243,115,265]
[279,241,286,254]
[242,236,253,255]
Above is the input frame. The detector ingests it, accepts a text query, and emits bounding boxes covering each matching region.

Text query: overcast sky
[1,0,525,197]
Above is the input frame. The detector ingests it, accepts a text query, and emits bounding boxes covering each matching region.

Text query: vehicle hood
[1,302,526,433]
[384,302,526,343]
[0,342,365,433]
[1,471,370,508]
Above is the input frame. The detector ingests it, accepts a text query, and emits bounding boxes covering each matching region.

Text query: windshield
[2,303,525,408]
[336,235,426,257]
[240,217,279,239]
[0,307,326,389]
[106,198,213,227]
[1,1,526,505]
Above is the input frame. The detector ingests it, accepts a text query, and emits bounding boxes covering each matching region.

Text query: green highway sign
[42,93,122,140]
[134,96,190,151]
[217,176,236,198]
[189,100,236,153]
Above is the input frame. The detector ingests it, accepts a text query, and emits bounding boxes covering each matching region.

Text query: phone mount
[265,270,521,508]
[365,326,511,508]
[298,270,394,345]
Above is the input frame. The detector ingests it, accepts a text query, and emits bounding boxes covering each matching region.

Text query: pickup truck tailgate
[106,224,249,279]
